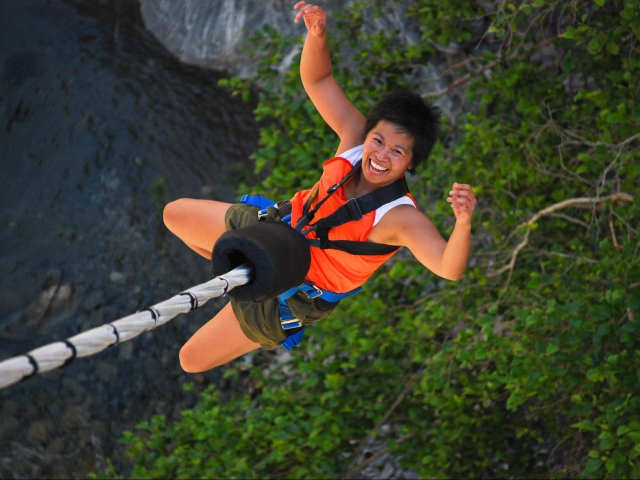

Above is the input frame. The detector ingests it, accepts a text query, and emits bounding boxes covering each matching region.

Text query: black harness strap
[297,162,409,256]
[306,238,400,255]
[311,175,409,230]
[295,161,363,232]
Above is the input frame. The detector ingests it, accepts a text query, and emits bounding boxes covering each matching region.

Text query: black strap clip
[327,183,340,194]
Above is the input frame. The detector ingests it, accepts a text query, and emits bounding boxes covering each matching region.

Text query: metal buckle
[302,284,323,299]
[257,208,269,220]
[281,319,302,329]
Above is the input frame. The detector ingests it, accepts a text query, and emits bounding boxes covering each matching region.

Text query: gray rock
[138,1,418,78]
[0,290,23,317]
[61,405,90,430]
[0,1,247,477]
[26,421,52,445]
[1,400,19,416]
[139,0,345,77]
[0,416,19,439]
[98,361,118,384]
[22,284,74,324]
[118,341,134,361]
[109,271,127,284]
[61,378,86,397]
[83,290,105,313]
[46,437,66,455]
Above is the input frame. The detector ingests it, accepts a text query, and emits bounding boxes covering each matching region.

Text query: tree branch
[489,193,633,277]
[422,38,555,98]
[548,212,590,229]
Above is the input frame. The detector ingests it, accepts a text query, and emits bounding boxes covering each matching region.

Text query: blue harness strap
[240,194,277,210]
[280,327,306,351]
[239,194,362,350]
[276,284,361,329]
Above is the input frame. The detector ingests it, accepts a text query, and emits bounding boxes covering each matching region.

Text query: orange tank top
[290,152,416,293]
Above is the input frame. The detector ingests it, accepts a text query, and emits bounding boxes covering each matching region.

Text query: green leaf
[588,38,603,54]
[572,420,597,431]
[606,458,617,472]
[546,344,560,355]
[585,457,603,473]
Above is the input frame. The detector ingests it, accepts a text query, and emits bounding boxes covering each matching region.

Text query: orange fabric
[290,156,415,293]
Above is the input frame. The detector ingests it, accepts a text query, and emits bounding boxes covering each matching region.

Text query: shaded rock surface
[138,0,463,119]
[0,0,258,477]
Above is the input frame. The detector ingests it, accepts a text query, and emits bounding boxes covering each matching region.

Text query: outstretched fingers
[294,1,319,17]
[447,183,477,216]
[293,2,327,34]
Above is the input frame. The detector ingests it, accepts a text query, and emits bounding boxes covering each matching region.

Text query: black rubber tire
[212,221,311,303]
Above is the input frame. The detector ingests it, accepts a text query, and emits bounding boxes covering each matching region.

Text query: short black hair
[364,91,441,174]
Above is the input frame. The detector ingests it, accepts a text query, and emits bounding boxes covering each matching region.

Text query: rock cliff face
[139,0,346,77]
[138,0,461,123]
[0,1,259,477]
[138,0,418,78]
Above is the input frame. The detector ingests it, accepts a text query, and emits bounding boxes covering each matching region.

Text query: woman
[163,1,477,372]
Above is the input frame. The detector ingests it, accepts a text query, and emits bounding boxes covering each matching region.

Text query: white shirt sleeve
[336,145,363,166]
[373,197,416,226]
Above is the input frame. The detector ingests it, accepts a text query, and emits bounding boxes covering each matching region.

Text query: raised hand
[447,183,477,225]
[294,2,327,37]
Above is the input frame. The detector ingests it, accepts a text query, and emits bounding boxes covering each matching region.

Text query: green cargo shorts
[224,202,338,349]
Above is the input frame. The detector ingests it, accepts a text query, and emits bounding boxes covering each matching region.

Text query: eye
[373,137,382,144]
[393,149,403,156]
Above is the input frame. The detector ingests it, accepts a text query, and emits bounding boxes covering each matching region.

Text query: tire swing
[211,220,311,303]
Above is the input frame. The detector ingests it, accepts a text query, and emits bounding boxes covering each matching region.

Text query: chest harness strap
[298,163,409,255]
[240,160,410,350]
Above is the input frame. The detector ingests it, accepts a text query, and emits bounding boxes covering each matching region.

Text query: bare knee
[179,343,219,373]
[163,198,189,233]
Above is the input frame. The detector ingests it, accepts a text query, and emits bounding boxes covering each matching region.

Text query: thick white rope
[0,265,253,389]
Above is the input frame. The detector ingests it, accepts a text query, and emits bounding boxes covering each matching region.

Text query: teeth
[370,159,389,172]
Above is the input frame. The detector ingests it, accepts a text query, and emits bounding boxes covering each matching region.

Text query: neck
[344,170,376,199]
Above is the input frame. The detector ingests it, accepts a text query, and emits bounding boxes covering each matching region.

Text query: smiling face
[361,120,414,187]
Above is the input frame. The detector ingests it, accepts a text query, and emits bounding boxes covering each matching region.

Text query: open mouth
[368,158,389,175]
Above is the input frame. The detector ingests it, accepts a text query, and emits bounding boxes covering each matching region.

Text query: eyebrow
[374,131,408,153]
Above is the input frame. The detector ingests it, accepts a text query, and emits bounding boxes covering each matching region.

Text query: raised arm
[294,2,366,154]
[369,184,477,281]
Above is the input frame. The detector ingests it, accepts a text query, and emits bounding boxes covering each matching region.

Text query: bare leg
[165,198,262,370]
[179,302,262,372]
[163,198,232,259]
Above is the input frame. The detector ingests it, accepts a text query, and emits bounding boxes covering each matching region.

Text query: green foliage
[150,177,167,215]
[114,0,640,478]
